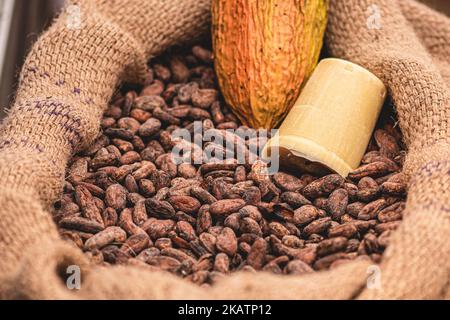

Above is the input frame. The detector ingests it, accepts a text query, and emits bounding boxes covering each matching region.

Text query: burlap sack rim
[0,0,448,299]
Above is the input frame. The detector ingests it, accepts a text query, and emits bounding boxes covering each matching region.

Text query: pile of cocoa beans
[54,43,407,285]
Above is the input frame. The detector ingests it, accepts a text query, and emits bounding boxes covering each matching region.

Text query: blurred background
[0,0,64,118]
[0,0,449,119]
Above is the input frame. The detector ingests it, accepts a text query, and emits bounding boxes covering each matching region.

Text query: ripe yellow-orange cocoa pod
[212,0,328,129]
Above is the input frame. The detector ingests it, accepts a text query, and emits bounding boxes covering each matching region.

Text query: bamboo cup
[263,58,387,177]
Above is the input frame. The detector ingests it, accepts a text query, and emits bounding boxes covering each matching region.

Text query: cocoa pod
[212,0,328,129]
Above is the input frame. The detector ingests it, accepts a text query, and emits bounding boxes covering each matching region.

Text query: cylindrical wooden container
[264,58,387,177]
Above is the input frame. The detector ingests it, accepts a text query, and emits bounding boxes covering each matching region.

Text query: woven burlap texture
[0,0,448,299]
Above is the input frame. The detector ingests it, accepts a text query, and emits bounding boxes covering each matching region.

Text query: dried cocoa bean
[59,216,104,233]
[56,43,407,281]
[209,199,245,216]
[316,237,348,257]
[272,172,304,192]
[293,205,319,226]
[199,232,217,254]
[285,260,314,275]
[357,177,380,202]
[176,221,196,241]
[348,161,396,180]
[216,227,238,256]
[214,253,230,273]
[302,174,344,199]
[328,223,358,239]
[303,218,332,237]
[246,238,268,270]
[75,185,103,225]
[146,219,175,240]
[358,199,387,220]
[327,188,348,220]
[280,192,311,209]
[105,184,127,211]
[121,233,151,256]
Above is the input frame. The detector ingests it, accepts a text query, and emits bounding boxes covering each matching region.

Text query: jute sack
[0,0,448,299]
